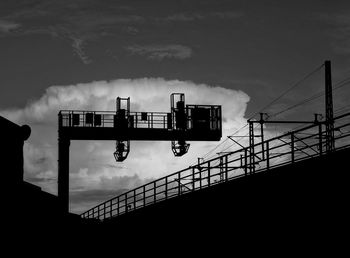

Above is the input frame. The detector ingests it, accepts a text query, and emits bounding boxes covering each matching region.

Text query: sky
[1,0,350,214]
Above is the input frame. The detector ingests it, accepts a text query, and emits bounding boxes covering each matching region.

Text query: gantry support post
[58,133,70,213]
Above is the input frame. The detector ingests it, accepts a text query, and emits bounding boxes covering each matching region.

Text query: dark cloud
[0,0,146,64]
[158,11,243,22]
[331,14,350,55]
[126,44,193,60]
[0,20,21,32]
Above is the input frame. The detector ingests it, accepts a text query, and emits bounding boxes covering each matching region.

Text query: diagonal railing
[81,112,350,221]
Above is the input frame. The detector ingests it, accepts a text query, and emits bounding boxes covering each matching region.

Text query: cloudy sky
[1,0,350,214]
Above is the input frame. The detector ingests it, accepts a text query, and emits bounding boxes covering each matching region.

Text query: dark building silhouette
[0,116,30,184]
[0,116,84,240]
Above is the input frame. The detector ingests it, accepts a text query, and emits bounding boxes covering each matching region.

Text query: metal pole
[178,173,181,195]
[207,161,211,186]
[266,141,270,169]
[319,123,323,156]
[291,132,295,163]
[325,60,335,153]
[249,121,255,174]
[58,135,70,213]
[260,113,265,160]
[244,148,248,176]
[143,186,146,207]
[225,155,228,181]
[192,167,195,191]
[165,177,168,199]
[154,181,156,203]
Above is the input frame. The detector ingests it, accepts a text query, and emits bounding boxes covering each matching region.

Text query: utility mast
[245,60,335,173]
[325,60,335,153]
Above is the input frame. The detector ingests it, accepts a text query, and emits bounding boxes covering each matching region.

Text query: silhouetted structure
[58,93,222,212]
[0,115,83,238]
[0,116,30,185]
[2,61,348,251]
[81,111,350,220]
[78,61,349,250]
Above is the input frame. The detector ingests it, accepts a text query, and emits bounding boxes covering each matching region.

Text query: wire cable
[192,63,336,164]
[248,64,324,120]
[269,76,350,119]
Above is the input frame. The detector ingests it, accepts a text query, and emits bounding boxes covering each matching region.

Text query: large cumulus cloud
[1,78,250,213]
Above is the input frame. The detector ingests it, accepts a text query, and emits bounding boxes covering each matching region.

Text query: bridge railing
[81,112,350,220]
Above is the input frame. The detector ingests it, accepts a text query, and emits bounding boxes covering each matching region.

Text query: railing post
[199,168,202,189]
[109,201,112,218]
[319,123,323,156]
[134,189,136,209]
[244,148,248,176]
[192,167,195,191]
[97,205,100,219]
[143,185,146,207]
[103,202,106,220]
[151,113,154,128]
[225,155,228,182]
[125,195,128,213]
[154,181,157,204]
[291,132,295,163]
[207,161,211,186]
[266,141,270,170]
[117,196,120,216]
[165,177,168,199]
[178,173,181,195]
[219,157,224,182]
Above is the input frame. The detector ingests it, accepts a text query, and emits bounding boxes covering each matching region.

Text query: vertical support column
[192,167,195,191]
[103,202,106,220]
[117,196,120,216]
[165,177,168,199]
[225,155,228,182]
[291,132,295,163]
[153,181,156,204]
[207,161,211,186]
[325,60,335,153]
[58,135,70,213]
[260,113,265,160]
[266,141,270,169]
[319,123,323,156]
[219,157,224,182]
[248,121,255,174]
[143,186,146,207]
[178,173,181,195]
[133,189,136,209]
[244,148,248,176]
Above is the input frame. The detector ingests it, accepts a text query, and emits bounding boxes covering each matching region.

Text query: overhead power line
[194,64,349,164]
[248,63,324,120]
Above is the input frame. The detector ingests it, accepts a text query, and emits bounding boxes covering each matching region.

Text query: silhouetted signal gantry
[58,93,222,212]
